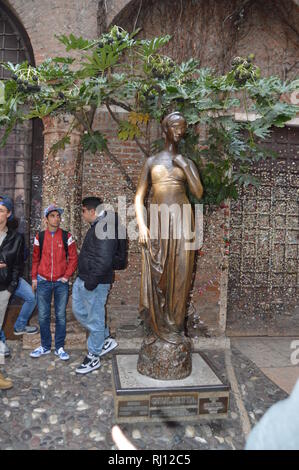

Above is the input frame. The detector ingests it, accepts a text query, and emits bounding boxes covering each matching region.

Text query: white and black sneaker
[75,353,101,375]
[99,337,118,357]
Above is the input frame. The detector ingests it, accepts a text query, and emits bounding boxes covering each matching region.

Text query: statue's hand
[173,154,188,169]
[138,224,150,247]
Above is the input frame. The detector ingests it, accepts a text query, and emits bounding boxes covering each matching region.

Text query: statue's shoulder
[186,157,197,168]
[146,154,160,168]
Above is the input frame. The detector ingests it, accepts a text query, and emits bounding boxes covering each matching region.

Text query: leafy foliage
[81,131,107,153]
[0,27,298,205]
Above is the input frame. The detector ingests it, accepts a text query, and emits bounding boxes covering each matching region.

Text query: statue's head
[162,112,187,142]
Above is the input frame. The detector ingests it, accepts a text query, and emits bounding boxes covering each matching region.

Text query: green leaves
[24,102,63,119]
[81,131,107,153]
[50,135,71,154]
[140,35,171,57]
[81,48,120,75]
[118,120,141,141]
[55,34,95,51]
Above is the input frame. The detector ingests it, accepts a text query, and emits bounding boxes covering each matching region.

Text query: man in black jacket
[0,196,24,390]
[72,197,118,374]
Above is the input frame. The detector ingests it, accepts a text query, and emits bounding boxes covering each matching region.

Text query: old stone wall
[112,0,299,80]
[3,0,98,64]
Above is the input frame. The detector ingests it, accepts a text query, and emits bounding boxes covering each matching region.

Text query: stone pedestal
[112,351,230,423]
[137,336,192,380]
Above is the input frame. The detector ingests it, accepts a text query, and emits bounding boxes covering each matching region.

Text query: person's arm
[7,235,24,294]
[62,234,78,280]
[135,157,152,246]
[31,233,40,290]
[174,155,203,200]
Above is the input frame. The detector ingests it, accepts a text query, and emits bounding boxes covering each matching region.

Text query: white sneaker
[55,347,69,361]
[99,337,118,357]
[30,346,51,358]
[76,353,101,374]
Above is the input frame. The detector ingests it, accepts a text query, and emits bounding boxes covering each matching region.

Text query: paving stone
[185,425,196,438]
[21,430,32,441]
[132,429,141,440]
[89,430,105,442]
[76,400,89,411]
[9,401,20,408]
[194,436,207,444]
[49,415,58,425]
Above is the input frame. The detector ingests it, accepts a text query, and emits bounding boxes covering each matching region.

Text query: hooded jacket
[0,228,24,293]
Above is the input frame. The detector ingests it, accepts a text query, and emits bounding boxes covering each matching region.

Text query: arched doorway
[0,2,43,273]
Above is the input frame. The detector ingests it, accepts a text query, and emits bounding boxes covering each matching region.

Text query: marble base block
[112,352,230,423]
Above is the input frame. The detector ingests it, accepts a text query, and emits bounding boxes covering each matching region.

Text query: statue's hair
[162,112,186,133]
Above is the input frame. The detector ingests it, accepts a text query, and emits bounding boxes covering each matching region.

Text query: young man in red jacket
[30,204,78,360]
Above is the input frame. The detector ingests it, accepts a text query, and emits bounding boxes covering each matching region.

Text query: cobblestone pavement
[0,341,288,450]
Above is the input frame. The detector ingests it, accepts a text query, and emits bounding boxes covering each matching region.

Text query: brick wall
[82,108,145,331]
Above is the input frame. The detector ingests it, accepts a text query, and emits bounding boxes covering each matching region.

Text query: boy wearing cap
[30,205,78,361]
[0,196,24,390]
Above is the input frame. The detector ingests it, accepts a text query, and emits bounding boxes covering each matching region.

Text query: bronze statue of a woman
[135,112,203,379]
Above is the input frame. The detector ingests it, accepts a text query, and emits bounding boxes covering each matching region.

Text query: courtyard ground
[0,337,298,450]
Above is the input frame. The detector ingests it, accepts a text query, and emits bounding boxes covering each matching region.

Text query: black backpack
[112,213,128,271]
[38,230,69,260]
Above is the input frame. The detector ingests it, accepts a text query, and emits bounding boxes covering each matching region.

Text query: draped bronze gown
[140,160,195,345]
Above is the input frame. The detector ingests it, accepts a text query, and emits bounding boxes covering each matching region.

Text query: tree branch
[75,106,136,193]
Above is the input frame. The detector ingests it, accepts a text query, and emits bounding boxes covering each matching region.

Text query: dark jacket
[0,229,24,293]
[78,212,117,290]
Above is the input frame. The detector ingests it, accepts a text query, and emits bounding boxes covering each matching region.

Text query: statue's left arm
[174,155,203,200]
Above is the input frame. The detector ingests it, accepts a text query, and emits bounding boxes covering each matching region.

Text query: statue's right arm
[135,158,152,246]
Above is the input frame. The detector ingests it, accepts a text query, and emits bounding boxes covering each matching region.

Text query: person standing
[72,197,118,375]
[0,196,24,390]
[30,204,78,361]
[0,195,38,359]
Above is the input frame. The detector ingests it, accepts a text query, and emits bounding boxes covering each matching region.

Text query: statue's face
[166,118,186,143]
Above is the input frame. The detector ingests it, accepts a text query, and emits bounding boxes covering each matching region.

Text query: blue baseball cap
[44,204,64,218]
[0,196,14,220]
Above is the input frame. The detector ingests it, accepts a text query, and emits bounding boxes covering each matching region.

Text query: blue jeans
[37,277,69,350]
[0,329,5,342]
[0,277,37,341]
[14,278,37,331]
[72,277,110,356]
